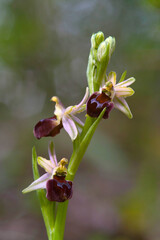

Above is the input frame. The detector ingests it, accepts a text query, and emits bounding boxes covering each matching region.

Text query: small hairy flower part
[46,176,73,202]
[87,92,114,119]
[33,116,63,139]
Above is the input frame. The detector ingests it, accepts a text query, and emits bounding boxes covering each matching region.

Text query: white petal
[115,86,135,97]
[71,114,84,128]
[22,173,51,193]
[116,77,135,87]
[62,115,78,140]
[113,97,133,119]
[107,71,116,86]
[65,87,89,114]
[48,141,58,167]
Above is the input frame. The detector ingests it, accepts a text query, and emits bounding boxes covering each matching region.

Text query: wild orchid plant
[22,31,135,240]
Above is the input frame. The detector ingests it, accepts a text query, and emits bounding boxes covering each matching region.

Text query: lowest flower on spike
[22,142,73,202]
[34,87,89,141]
[87,71,135,119]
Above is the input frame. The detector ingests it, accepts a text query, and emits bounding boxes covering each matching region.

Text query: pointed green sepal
[119,70,127,83]
[32,146,39,179]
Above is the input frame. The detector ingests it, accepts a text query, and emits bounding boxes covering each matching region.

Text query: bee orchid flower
[102,71,135,119]
[87,71,135,119]
[22,142,73,202]
[34,87,89,141]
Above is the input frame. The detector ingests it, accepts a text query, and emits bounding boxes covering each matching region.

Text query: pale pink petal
[71,115,84,128]
[22,173,51,193]
[75,87,89,109]
[115,86,135,98]
[113,97,133,119]
[65,87,89,114]
[116,77,135,87]
[62,115,78,140]
[48,141,58,167]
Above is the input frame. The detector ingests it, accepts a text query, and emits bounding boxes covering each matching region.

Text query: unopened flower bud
[91,32,104,49]
[97,41,109,62]
[105,36,116,58]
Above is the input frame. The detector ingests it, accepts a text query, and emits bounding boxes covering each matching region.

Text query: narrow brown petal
[33,116,63,139]
[46,176,73,202]
[87,92,114,119]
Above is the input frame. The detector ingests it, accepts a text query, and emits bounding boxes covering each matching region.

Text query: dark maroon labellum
[87,92,114,119]
[33,116,63,139]
[46,176,73,202]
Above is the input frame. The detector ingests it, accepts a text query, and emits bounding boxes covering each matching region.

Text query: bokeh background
[0,0,160,239]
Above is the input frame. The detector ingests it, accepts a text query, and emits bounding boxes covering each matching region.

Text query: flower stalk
[53,110,106,240]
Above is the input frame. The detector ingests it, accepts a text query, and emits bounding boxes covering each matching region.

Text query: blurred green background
[0,0,160,239]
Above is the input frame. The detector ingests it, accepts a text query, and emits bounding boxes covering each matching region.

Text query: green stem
[53,201,69,240]
[48,202,56,240]
[53,110,105,240]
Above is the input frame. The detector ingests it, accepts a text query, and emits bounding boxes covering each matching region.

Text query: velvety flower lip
[87,92,114,119]
[22,142,73,202]
[46,176,73,202]
[33,116,63,139]
[33,87,89,141]
[102,71,135,119]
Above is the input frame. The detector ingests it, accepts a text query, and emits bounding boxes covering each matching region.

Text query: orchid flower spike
[22,142,73,202]
[34,87,89,141]
[102,71,135,119]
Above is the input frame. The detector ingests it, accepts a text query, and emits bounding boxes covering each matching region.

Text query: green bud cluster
[87,31,115,94]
